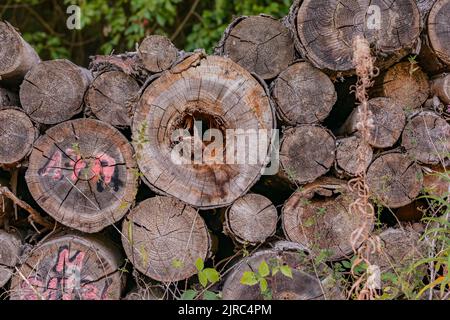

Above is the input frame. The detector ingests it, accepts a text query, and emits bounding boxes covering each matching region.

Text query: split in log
[430,74,450,104]
[271,62,337,125]
[121,196,211,282]
[280,125,335,185]
[132,55,275,209]
[427,0,450,66]
[217,15,296,80]
[401,111,450,165]
[25,118,139,233]
[0,230,21,287]
[10,232,124,300]
[85,71,140,127]
[370,62,430,111]
[0,21,40,83]
[335,135,373,177]
[0,108,37,166]
[282,178,374,261]
[138,35,178,73]
[366,152,423,209]
[222,241,344,300]
[224,193,277,245]
[339,97,406,149]
[287,0,421,74]
[20,59,92,125]
[0,87,19,107]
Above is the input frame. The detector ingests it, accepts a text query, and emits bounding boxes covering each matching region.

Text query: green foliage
[195,257,220,288]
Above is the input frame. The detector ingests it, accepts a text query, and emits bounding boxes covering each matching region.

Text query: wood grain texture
[132,55,275,209]
[335,135,373,177]
[430,73,450,104]
[25,118,138,233]
[427,0,450,66]
[0,230,21,287]
[121,196,211,282]
[138,35,178,73]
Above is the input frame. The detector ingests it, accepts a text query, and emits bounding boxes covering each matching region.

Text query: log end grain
[138,35,178,73]
[0,230,21,287]
[335,136,373,177]
[428,0,450,66]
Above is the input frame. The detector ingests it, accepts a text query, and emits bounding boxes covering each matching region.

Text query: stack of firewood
[0,0,449,300]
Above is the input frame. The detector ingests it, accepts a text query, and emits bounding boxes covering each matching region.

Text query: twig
[170,0,201,41]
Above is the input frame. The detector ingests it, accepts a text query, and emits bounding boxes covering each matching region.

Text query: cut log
[0,21,40,83]
[282,178,374,261]
[10,232,124,300]
[224,193,277,245]
[430,74,450,105]
[0,108,37,166]
[216,15,296,80]
[339,97,406,149]
[25,118,139,233]
[367,152,423,209]
[121,196,211,282]
[280,125,335,185]
[423,165,449,197]
[401,111,450,165]
[222,242,344,300]
[271,62,337,125]
[132,54,275,209]
[85,71,140,127]
[138,35,178,73]
[0,230,21,287]
[370,62,430,111]
[427,0,450,67]
[0,87,19,107]
[335,135,373,177]
[20,59,92,125]
[287,0,421,74]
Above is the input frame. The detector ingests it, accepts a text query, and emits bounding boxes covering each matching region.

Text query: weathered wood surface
[10,232,124,300]
[121,196,211,282]
[138,35,178,73]
[282,178,374,261]
[0,87,19,107]
[0,108,37,165]
[271,62,336,125]
[0,21,40,83]
[335,136,373,177]
[132,54,275,209]
[25,118,138,233]
[217,15,296,80]
[20,59,92,125]
[0,230,21,287]
[430,73,450,104]
[427,0,450,67]
[224,193,277,245]
[85,70,140,127]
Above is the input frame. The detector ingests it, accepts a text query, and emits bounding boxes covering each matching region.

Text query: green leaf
[203,290,220,300]
[172,259,184,269]
[180,289,197,300]
[341,260,352,269]
[240,271,258,286]
[280,265,293,279]
[198,270,208,288]
[203,268,220,284]
[258,260,270,278]
[259,278,268,293]
[272,266,280,276]
[195,258,204,271]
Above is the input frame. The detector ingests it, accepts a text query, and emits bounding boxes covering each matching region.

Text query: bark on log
[10,232,124,300]
[370,62,430,111]
[271,62,336,125]
[222,242,343,300]
[132,54,275,209]
[430,73,450,105]
[121,196,211,282]
[339,97,406,149]
[138,35,178,73]
[20,59,92,125]
[0,87,19,107]
[426,0,450,67]
[85,71,140,127]
[216,15,296,80]
[282,178,374,261]
[224,193,277,245]
[0,21,40,84]
[367,152,423,209]
[335,135,373,177]
[401,111,450,165]
[25,118,138,233]
[287,0,421,75]
[0,108,37,166]
[280,125,335,185]
[0,230,21,287]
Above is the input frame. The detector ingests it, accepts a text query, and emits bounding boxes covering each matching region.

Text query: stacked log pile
[0,0,449,300]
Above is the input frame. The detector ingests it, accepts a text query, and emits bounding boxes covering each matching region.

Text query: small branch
[0,186,54,231]
[170,0,201,41]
